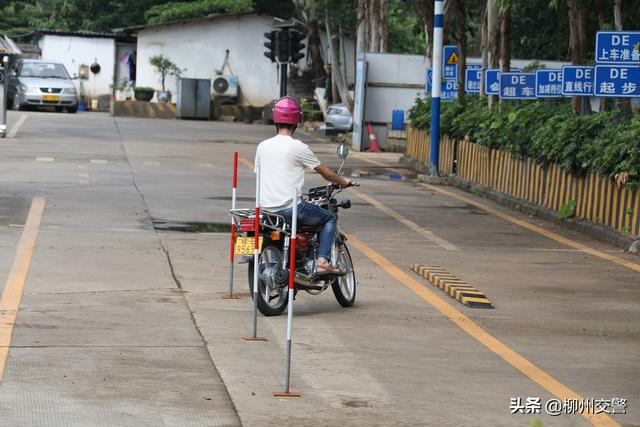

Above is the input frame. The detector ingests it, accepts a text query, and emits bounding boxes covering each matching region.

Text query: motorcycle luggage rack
[230,208,289,234]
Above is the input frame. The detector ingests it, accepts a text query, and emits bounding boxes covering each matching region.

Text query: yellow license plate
[235,236,263,255]
[42,95,60,102]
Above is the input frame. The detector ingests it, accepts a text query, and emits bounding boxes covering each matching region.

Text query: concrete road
[0,111,638,427]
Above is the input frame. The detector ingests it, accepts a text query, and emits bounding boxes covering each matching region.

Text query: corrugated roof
[113,11,259,34]
[0,35,22,55]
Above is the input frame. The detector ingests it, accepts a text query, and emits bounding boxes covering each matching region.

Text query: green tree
[145,0,253,25]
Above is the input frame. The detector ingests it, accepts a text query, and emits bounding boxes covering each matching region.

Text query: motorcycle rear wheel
[247,245,288,316]
[331,242,356,307]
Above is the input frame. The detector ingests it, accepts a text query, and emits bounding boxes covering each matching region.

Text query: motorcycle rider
[255,96,349,274]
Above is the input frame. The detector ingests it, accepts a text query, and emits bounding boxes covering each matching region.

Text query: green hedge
[408,97,640,188]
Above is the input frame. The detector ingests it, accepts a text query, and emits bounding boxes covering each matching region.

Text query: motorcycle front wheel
[331,242,356,307]
[247,245,289,316]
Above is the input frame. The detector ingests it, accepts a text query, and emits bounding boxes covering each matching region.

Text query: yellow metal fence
[406,128,640,239]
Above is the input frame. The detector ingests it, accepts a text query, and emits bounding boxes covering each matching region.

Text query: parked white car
[8,59,78,113]
[325,103,353,135]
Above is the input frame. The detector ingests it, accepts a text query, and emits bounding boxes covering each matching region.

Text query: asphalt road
[0,111,638,427]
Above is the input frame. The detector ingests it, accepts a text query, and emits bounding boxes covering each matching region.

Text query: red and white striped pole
[224,152,240,299]
[274,187,301,397]
[244,163,266,341]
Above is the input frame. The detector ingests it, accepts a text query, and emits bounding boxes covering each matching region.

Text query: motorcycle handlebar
[332,181,359,189]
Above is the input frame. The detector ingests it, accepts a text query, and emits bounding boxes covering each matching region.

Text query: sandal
[316,263,346,276]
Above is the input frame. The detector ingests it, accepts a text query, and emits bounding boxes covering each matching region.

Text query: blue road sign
[443,45,459,80]
[442,80,458,101]
[425,68,432,92]
[561,66,594,96]
[535,69,563,98]
[484,68,520,95]
[465,68,482,93]
[426,69,458,101]
[595,31,640,64]
[594,65,640,97]
[499,72,537,99]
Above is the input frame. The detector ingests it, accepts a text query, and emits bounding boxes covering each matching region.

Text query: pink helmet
[273,96,301,125]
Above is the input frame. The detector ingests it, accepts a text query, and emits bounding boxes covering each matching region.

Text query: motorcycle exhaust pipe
[294,271,314,287]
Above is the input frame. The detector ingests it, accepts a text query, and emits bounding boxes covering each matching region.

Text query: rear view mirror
[337,144,349,160]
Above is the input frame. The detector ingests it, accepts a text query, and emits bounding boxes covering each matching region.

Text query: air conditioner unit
[212,75,238,98]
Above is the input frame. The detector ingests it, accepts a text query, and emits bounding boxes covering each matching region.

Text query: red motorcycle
[231,145,357,316]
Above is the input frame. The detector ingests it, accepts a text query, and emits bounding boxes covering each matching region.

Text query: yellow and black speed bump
[410,265,494,309]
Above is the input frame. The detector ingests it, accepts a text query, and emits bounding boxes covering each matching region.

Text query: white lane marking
[78,172,89,178]
[78,165,88,170]
[90,159,108,164]
[7,114,28,138]
[197,163,214,168]
[350,188,460,251]
[35,157,54,162]
[144,161,160,166]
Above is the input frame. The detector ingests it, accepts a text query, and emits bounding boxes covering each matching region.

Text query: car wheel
[7,95,13,110]
[55,106,64,113]
[67,105,78,114]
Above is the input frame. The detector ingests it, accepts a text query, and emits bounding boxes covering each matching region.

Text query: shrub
[407,96,639,186]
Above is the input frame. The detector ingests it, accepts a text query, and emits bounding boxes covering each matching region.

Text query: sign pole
[429,0,444,177]
[0,57,8,138]
[244,164,267,341]
[274,188,301,398]
[280,62,288,98]
[224,152,241,299]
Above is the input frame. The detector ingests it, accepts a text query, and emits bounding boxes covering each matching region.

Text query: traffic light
[263,31,276,62]
[289,30,306,63]
[276,30,290,62]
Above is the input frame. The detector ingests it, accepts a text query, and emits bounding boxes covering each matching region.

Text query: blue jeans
[276,202,336,260]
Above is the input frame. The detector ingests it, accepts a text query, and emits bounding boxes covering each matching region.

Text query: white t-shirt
[255,135,321,210]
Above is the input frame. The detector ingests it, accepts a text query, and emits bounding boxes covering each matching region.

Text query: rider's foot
[316,259,346,276]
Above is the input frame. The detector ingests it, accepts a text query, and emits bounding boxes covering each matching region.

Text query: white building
[126,12,354,106]
[37,31,136,102]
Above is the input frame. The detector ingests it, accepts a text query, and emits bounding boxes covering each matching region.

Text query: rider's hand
[339,179,351,189]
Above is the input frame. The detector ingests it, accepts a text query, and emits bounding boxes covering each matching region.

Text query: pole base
[273,391,302,398]
[243,336,268,342]
[221,295,241,300]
